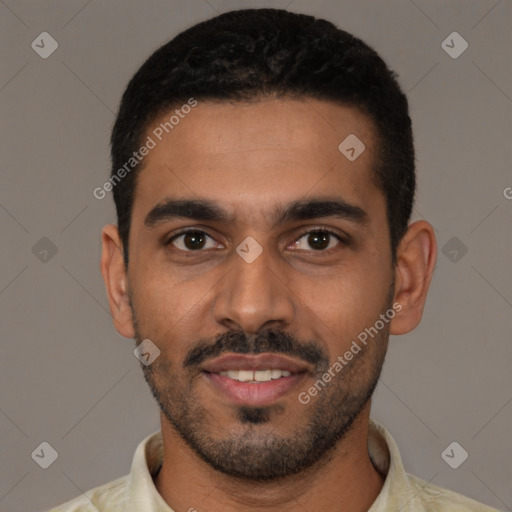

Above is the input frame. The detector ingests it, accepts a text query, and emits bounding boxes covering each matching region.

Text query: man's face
[126,99,395,479]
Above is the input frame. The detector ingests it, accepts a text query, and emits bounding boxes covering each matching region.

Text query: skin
[101,98,437,512]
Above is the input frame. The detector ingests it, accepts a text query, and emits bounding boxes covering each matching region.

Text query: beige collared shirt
[48,419,499,511]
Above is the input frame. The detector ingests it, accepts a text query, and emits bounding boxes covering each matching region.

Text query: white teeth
[237,370,254,382]
[218,369,292,382]
[254,370,272,381]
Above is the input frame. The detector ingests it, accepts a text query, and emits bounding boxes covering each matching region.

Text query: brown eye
[168,230,217,251]
[292,230,344,251]
[307,231,330,250]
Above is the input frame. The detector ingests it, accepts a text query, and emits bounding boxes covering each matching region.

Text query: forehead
[132,98,385,227]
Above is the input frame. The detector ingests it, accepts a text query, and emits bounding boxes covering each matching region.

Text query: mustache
[183,328,329,372]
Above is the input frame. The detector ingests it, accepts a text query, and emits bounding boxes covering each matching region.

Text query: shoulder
[46,474,128,512]
[403,472,501,512]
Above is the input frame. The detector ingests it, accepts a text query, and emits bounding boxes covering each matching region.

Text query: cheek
[131,271,214,343]
[303,261,390,345]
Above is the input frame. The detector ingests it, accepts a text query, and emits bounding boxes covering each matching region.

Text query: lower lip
[204,372,306,406]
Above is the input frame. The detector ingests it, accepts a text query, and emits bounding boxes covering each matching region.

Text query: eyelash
[165,228,348,253]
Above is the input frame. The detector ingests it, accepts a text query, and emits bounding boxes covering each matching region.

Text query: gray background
[1,0,511,511]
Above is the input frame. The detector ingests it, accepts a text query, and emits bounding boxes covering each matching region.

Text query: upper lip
[201,353,313,374]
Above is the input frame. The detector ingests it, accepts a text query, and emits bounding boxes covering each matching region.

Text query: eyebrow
[144,198,230,227]
[276,198,368,227]
[144,197,368,228]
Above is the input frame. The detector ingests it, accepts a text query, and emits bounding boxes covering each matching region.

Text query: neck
[154,406,385,512]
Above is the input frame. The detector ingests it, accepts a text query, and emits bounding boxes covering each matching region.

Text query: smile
[200,353,312,406]
[218,369,292,382]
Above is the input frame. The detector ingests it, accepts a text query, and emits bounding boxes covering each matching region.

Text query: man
[51,8,499,512]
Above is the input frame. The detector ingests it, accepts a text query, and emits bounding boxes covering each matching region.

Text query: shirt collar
[124,418,409,511]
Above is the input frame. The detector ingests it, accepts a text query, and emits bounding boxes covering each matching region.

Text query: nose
[212,243,295,334]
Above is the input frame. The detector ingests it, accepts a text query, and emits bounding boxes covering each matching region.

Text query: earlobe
[389,220,437,336]
[100,224,136,339]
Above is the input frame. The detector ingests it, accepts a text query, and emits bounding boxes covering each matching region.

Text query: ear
[100,224,135,338]
[389,220,437,335]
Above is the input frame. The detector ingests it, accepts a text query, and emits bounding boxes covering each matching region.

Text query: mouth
[201,353,311,407]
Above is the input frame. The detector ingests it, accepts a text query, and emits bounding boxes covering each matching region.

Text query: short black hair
[110,8,415,267]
